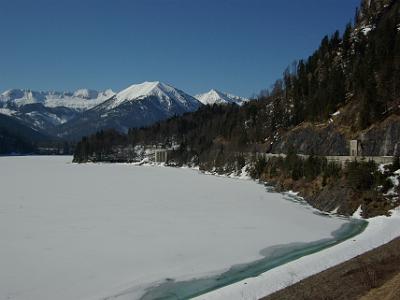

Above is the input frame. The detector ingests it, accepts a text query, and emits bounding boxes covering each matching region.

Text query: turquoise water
[139,218,367,300]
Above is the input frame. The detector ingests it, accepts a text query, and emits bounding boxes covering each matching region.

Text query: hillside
[262,237,400,300]
[0,114,51,154]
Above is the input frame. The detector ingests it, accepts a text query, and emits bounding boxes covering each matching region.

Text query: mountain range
[0,82,248,142]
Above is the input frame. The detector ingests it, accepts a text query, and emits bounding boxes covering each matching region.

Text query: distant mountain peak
[116,81,164,101]
[0,88,115,110]
[195,89,248,106]
[108,81,201,110]
[72,89,100,99]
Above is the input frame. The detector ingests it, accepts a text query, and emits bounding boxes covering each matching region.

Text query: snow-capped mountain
[104,81,200,111]
[57,81,203,139]
[1,82,252,140]
[195,89,248,106]
[0,88,115,133]
[0,88,115,111]
[1,83,251,140]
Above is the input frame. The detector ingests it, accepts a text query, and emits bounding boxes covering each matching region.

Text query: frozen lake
[0,156,362,300]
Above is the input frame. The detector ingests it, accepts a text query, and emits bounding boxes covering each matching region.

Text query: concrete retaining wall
[249,152,394,168]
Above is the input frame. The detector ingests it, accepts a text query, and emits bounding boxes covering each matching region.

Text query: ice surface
[0,156,350,300]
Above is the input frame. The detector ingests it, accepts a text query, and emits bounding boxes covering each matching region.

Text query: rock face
[309,185,358,215]
[270,115,400,157]
[271,124,348,156]
[360,115,400,156]
[359,0,394,25]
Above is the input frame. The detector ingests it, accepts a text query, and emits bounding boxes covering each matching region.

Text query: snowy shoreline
[190,167,400,299]
[117,161,400,300]
[193,209,400,300]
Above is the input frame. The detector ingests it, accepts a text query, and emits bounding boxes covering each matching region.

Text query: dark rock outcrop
[271,115,400,157]
[360,115,400,156]
[309,184,358,216]
[271,124,348,156]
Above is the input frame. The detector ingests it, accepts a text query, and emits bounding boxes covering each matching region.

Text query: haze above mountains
[0,81,249,140]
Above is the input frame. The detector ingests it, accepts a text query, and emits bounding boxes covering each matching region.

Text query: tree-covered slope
[0,114,51,154]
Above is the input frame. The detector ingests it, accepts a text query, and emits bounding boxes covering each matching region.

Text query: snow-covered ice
[0,156,360,300]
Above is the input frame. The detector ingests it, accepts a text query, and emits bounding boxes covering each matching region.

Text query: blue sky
[0,0,360,97]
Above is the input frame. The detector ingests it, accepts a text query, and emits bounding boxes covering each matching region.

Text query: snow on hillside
[107,81,201,110]
[45,89,115,110]
[195,89,248,106]
[0,108,17,116]
[0,88,115,110]
[72,89,101,99]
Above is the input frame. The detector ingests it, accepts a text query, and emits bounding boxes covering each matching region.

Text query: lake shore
[193,207,400,299]
[261,236,400,300]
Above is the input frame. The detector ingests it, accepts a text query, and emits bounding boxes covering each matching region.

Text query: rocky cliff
[271,124,348,156]
[270,113,400,157]
[359,115,400,156]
